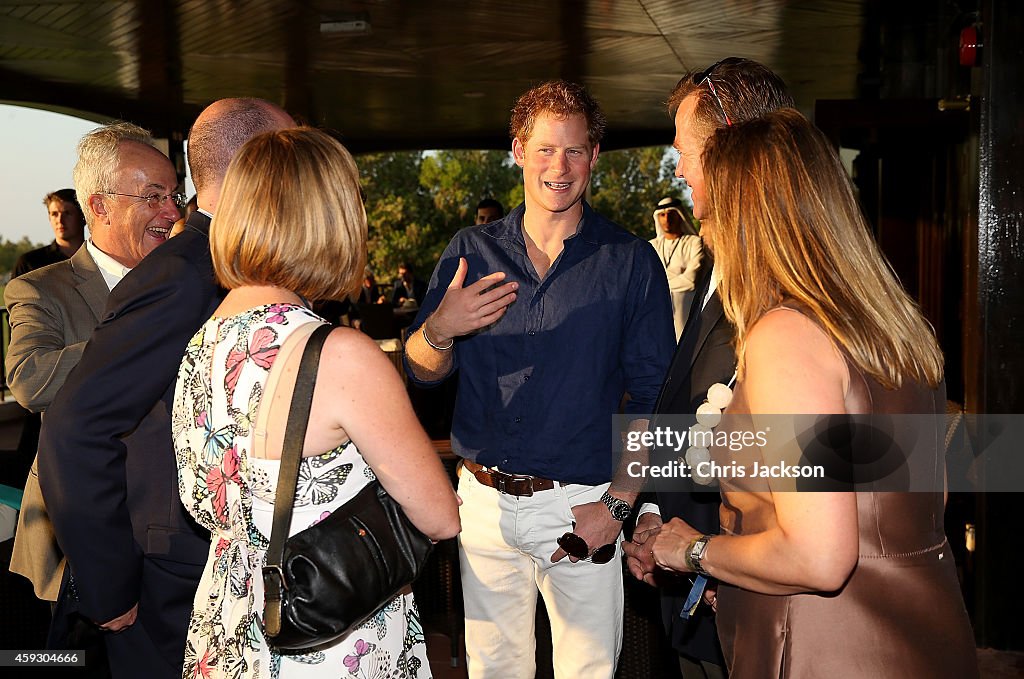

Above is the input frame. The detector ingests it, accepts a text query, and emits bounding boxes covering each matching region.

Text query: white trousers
[457,468,624,679]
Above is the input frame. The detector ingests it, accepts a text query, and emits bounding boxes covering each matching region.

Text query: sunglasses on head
[556,522,617,564]
[691,57,743,127]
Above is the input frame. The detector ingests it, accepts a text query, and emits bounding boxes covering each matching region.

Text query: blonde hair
[704,109,943,389]
[211,128,366,301]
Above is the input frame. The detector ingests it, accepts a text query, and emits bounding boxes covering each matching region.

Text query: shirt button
[528,331,536,336]
[514,417,522,423]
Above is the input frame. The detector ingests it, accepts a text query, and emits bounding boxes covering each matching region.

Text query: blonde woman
[623,109,977,678]
[172,128,460,677]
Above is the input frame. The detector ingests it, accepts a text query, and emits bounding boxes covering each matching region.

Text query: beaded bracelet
[422,325,454,351]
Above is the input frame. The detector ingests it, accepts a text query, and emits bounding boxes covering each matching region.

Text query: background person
[359,267,380,305]
[623,109,978,679]
[12,189,86,278]
[169,195,198,238]
[474,197,504,224]
[9,188,89,541]
[650,195,703,339]
[388,261,427,307]
[173,126,460,677]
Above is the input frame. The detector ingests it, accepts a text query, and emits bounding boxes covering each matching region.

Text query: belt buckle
[493,470,534,497]
[511,474,533,497]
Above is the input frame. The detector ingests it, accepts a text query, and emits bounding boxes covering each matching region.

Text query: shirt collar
[481,201,607,247]
[86,239,132,291]
[701,262,719,311]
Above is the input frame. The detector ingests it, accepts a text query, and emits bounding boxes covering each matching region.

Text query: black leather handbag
[262,324,434,651]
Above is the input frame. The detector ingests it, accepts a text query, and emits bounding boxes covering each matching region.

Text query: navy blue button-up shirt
[407,202,674,485]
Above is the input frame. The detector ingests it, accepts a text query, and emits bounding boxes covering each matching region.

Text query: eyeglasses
[691,57,743,127]
[101,191,187,210]
[557,522,617,564]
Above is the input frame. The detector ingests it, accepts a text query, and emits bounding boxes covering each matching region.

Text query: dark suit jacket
[359,283,380,305]
[390,276,426,306]
[38,212,222,676]
[650,261,736,664]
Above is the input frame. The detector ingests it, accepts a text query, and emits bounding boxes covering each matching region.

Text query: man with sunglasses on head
[624,58,794,679]
[38,99,294,679]
[405,80,674,679]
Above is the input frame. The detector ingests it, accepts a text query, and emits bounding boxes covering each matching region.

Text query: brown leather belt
[462,459,561,497]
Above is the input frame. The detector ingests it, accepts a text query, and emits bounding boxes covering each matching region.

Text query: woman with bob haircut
[172,127,461,677]
[623,109,977,678]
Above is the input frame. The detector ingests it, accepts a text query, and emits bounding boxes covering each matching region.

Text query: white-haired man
[6,122,178,669]
[38,99,294,678]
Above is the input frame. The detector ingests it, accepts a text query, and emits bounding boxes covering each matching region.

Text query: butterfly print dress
[172,304,430,678]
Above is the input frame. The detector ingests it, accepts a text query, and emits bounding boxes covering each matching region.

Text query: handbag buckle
[263,564,288,594]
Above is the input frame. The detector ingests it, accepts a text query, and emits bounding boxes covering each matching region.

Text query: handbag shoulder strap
[265,322,333,571]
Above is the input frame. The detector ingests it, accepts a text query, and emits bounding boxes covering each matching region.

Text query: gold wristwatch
[685,534,713,576]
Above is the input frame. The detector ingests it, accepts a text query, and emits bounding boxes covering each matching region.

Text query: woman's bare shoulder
[744,307,847,413]
[319,327,397,376]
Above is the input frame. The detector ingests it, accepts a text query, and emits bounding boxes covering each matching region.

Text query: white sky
[0,103,196,245]
[0,104,96,244]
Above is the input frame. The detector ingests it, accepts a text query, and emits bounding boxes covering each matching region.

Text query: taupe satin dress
[712,337,978,678]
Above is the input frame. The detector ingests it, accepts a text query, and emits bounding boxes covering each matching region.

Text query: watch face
[602,492,631,521]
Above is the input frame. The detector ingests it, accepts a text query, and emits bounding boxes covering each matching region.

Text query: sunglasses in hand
[557,522,617,564]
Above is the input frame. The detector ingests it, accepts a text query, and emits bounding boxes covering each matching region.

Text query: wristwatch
[600,491,632,522]
[686,534,713,576]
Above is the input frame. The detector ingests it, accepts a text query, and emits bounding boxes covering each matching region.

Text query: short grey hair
[72,121,157,228]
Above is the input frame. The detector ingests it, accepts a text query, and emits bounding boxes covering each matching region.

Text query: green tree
[1,236,43,303]
[420,149,520,241]
[590,146,694,238]
[0,236,42,278]
[358,149,521,282]
[358,151,435,281]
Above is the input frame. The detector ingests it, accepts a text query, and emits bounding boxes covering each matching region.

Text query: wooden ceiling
[0,0,866,151]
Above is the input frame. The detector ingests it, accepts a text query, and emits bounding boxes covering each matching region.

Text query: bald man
[39,99,294,678]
